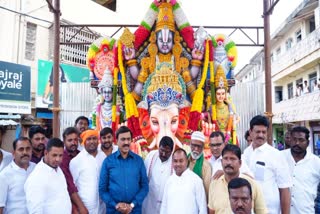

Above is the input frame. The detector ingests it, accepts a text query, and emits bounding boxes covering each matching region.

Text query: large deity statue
[86,0,239,155]
[121,2,204,102]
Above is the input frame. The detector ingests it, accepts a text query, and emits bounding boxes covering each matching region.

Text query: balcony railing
[271,28,320,77]
[273,91,320,124]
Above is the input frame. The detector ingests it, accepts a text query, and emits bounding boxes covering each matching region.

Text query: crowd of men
[0,115,320,214]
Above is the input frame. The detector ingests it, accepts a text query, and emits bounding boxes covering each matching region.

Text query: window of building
[276,47,281,56]
[309,16,315,33]
[58,25,98,65]
[295,29,302,43]
[271,53,274,62]
[285,38,293,50]
[288,82,294,99]
[295,78,303,97]
[309,72,317,92]
[275,86,283,103]
[25,22,37,61]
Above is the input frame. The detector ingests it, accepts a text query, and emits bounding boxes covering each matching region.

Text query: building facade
[235,0,320,153]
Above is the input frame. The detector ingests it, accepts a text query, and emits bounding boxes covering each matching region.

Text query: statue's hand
[127,65,139,80]
[191,46,204,60]
[123,46,135,61]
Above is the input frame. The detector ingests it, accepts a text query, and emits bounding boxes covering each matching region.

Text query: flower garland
[118,41,145,146]
[173,2,194,49]
[188,40,209,131]
[133,2,158,50]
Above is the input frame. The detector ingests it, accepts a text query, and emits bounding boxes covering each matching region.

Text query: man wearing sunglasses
[209,131,252,180]
[188,131,212,199]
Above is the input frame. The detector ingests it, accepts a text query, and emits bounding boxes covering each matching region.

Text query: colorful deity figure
[86,0,240,155]
[94,68,113,130]
[121,1,206,102]
[212,66,238,144]
[137,62,191,156]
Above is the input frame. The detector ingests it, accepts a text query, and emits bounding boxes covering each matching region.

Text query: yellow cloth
[80,130,99,145]
[208,174,268,214]
[188,157,212,200]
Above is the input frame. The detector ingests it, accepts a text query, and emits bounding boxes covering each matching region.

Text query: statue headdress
[142,62,186,108]
[98,68,113,89]
[215,65,228,90]
[155,2,175,32]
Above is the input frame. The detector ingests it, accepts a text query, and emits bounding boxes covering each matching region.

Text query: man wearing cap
[188,131,212,199]
[70,129,106,214]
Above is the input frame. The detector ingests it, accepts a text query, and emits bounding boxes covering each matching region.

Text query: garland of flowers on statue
[118,41,146,154]
[133,1,194,52]
[188,40,210,131]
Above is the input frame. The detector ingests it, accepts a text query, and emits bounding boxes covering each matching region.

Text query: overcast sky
[60,0,304,72]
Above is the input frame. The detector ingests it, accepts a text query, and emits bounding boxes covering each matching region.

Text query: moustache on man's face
[122,144,130,148]
[292,145,302,150]
[224,165,234,170]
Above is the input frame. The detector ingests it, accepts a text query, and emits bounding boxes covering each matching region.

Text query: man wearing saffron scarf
[70,129,106,214]
[188,131,212,199]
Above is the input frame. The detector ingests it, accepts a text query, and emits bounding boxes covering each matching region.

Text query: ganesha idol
[86,0,240,156]
[137,62,191,153]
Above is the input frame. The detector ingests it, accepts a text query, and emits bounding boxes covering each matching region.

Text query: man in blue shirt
[99,126,148,214]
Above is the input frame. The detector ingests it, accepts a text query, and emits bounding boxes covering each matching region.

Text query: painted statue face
[150,103,179,147]
[216,88,226,103]
[101,87,113,103]
[157,29,174,54]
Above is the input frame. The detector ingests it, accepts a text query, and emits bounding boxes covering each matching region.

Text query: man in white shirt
[0,148,12,173]
[160,148,207,214]
[242,115,292,214]
[70,129,106,214]
[209,131,252,179]
[0,127,12,173]
[0,137,36,214]
[282,126,320,213]
[142,136,174,214]
[99,127,118,157]
[24,138,71,214]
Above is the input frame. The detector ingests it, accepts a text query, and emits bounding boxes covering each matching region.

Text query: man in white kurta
[70,129,106,214]
[142,136,174,214]
[0,148,12,172]
[282,126,320,213]
[0,137,36,214]
[160,149,207,214]
[24,138,71,214]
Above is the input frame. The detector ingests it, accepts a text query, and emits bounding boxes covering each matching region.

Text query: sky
[60,0,304,72]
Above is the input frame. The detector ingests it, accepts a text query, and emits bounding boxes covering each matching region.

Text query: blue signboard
[0,61,31,114]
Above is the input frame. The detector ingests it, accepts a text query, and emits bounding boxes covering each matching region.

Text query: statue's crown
[215,65,228,90]
[144,62,185,108]
[155,2,175,32]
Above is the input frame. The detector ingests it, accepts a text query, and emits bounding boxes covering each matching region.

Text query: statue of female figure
[95,69,113,130]
[213,65,237,143]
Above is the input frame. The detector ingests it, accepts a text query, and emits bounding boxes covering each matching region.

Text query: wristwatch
[130,203,135,208]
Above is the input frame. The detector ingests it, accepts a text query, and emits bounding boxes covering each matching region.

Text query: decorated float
[86,0,239,158]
